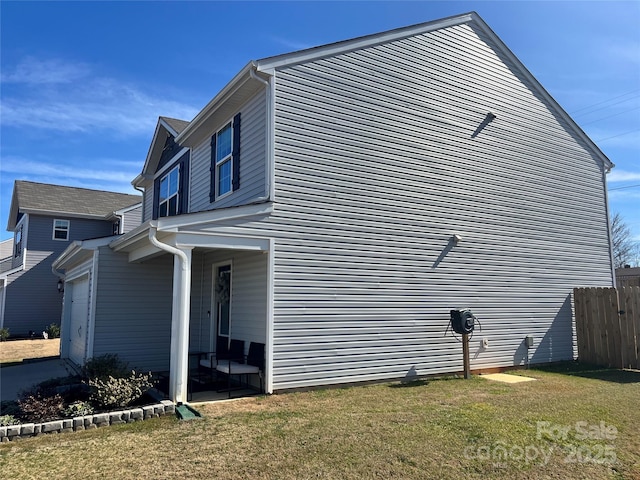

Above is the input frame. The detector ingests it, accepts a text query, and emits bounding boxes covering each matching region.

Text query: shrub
[83,354,130,380]
[89,371,153,410]
[63,400,94,417]
[0,327,9,341]
[18,392,65,422]
[45,323,60,339]
[0,415,20,426]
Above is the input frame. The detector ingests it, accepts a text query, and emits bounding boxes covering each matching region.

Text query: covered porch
[110,217,274,404]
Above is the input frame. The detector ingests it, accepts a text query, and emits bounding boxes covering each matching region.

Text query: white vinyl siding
[121,205,142,233]
[189,90,267,212]
[183,23,612,390]
[189,250,267,355]
[92,247,174,372]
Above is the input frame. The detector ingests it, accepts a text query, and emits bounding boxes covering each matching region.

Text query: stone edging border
[0,400,175,442]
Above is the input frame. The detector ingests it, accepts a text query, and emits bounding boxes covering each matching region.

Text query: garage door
[69,276,90,366]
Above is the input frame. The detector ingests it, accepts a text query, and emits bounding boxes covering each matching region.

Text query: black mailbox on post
[450,309,476,335]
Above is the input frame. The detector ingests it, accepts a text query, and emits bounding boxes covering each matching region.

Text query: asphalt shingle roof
[160,117,190,135]
[13,181,141,219]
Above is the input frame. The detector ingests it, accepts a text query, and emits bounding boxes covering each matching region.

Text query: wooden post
[462,333,471,379]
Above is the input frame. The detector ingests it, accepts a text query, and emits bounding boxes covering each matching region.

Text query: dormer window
[53,219,70,241]
[159,165,180,217]
[14,225,23,257]
[152,150,190,220]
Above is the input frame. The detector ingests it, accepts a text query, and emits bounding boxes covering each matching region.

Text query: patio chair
[198,338,245,384]
[216,341,265,398]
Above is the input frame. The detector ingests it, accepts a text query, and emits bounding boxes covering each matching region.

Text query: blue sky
[1,1,639,245]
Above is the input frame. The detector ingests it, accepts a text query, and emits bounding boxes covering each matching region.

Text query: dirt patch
[0,338,60,364]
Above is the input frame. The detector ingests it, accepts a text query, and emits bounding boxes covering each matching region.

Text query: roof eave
[175,62,257,145]
[255,13,475,71]
[467,13,614,171]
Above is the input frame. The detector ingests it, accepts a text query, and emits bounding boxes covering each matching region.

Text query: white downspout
[149,225,192,404]
[249,66,274,202]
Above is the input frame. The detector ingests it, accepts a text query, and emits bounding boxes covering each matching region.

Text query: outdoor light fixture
[57,279,64,293]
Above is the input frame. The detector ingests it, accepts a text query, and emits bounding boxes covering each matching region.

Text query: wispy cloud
[0,157,140,186]
[608,170,640,183]
[0,57,199,136]
[0,57,91,84]
[268,36,314,52]
[600,41,640,67]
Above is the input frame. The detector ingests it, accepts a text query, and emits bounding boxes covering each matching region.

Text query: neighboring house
[53,12,615,404]
[1,181,141,336]
[616,266,640,287]
[0,238,14,274]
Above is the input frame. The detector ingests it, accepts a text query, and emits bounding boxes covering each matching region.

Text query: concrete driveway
[0,359,76,402]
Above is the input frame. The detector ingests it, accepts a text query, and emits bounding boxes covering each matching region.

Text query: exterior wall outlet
[481,337,489,349]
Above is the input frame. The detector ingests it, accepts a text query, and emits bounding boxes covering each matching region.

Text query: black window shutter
[179,152,190,214]
[209,134,217,202]
[152,177,160,220]
[232,112,241,191]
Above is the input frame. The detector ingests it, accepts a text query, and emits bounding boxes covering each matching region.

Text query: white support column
[169,247,193,404]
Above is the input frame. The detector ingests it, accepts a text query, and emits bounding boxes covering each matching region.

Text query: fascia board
[155,202,274,232]
[255,13,474,71]
[175,62,255,145]
[18,208,106,221]
[109,219,153,251]
[53,237,115,270]
[468,13,614,171]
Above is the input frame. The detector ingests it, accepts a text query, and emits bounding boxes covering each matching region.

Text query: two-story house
[53,12,614,404]
[1,181,141,336]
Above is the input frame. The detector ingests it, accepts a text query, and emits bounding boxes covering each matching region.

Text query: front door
[213,264,232,352]
[69,276,90,365]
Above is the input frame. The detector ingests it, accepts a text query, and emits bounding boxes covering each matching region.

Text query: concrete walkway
[0,359,76,402]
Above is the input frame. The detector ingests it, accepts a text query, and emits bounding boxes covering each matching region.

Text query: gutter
[51,241,84,281]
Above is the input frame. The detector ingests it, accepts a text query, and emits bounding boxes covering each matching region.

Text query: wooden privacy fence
[574,286,640,369]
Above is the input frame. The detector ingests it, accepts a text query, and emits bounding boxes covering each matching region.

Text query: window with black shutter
[153,151,190,219]
[210,112,241,202]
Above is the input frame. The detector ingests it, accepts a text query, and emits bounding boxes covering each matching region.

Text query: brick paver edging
[0,400,175,442]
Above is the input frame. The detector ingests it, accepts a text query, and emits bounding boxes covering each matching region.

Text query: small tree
[611,213,637,268]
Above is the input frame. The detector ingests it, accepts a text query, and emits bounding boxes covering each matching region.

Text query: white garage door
[69,276,90,366]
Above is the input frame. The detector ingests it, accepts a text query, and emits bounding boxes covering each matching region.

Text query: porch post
[169,247,192,404]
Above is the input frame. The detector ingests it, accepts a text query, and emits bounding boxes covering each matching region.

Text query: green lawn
[1,363,639,479]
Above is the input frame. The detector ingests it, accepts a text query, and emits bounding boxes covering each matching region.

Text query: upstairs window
[210,113,241,202]
[14,225,23,257]
[152,151,190,220]
[216,123,233,197]
[53,219,70,241]
[158,165,180,217]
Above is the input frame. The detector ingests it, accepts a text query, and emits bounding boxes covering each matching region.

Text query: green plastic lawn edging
[175,404,203,421]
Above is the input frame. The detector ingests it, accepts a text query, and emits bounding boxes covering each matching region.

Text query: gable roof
[159,116,190,136]
[134,116,191,186]
[6,181,142,231]
[175,11,612,172]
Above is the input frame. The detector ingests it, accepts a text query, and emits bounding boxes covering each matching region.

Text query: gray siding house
[53,12,614,404]
[1,181,141,336]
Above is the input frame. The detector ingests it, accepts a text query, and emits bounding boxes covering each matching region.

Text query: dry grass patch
[1,364,639,479]
[0,339,60,364]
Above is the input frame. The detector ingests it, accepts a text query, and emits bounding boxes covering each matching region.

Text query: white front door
[69,276,90,365]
